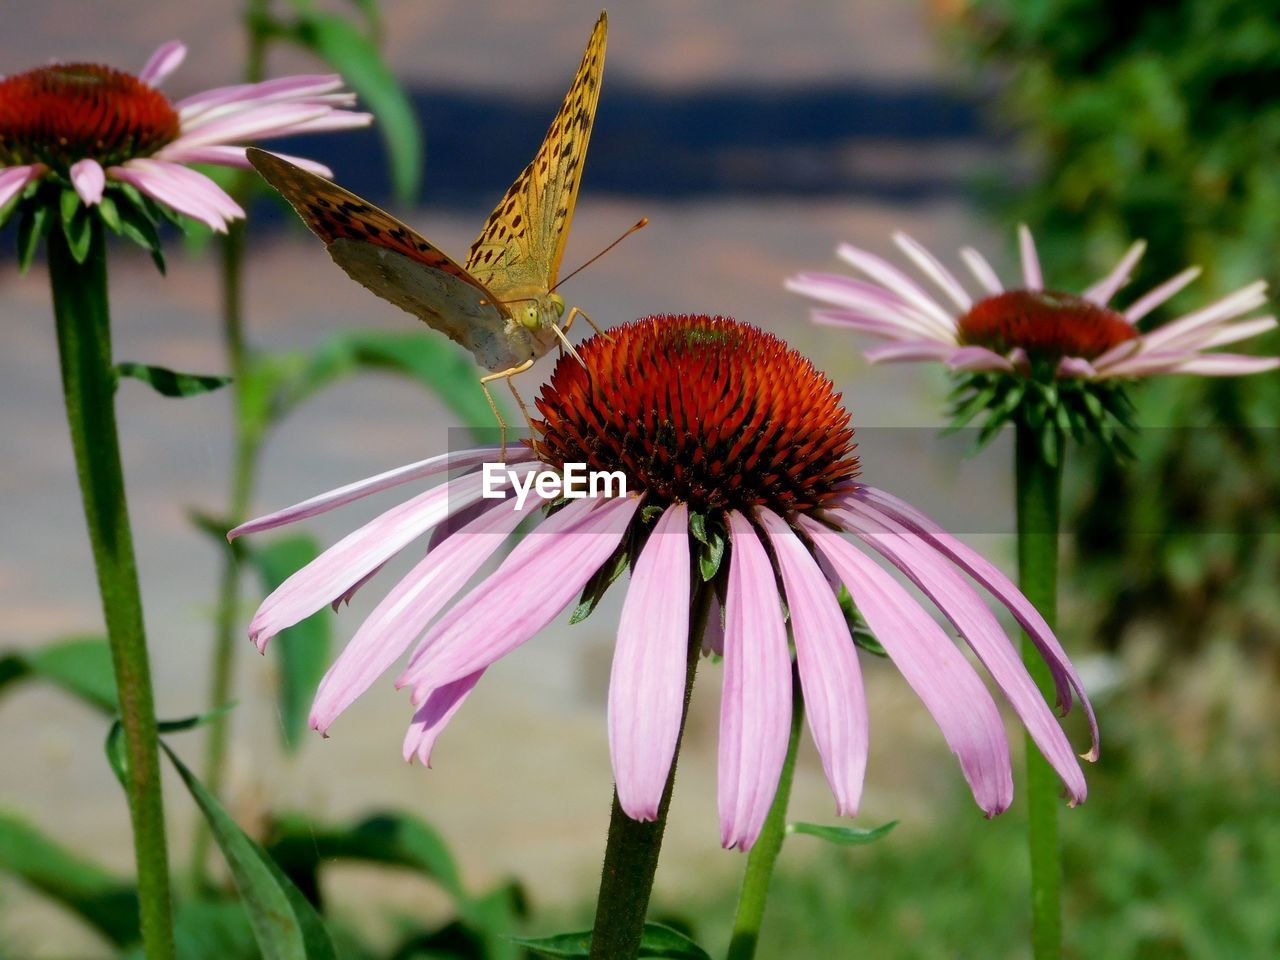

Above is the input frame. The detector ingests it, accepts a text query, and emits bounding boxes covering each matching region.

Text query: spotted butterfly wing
[466,11,607,298]
[246,148,541,371]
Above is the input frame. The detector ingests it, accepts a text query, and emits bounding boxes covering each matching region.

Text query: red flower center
[534,314,860,512]
[0,63,179,171]
[957,290,1137,361]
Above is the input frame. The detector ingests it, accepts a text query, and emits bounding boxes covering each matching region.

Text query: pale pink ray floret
[231,316,1099,851]
[0,40,371,231]
[787,225,1278,381]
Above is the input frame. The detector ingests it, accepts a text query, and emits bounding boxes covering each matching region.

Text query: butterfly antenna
[551,218,649,292]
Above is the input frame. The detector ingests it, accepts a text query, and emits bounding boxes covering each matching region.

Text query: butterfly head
[512,292,566,331]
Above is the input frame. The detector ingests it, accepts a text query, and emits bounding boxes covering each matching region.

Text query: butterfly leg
[562,306,612,340]
[479,358,536,459]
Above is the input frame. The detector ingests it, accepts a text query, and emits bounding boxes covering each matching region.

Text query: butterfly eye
[550,292,567,317]
[520,304,541,330]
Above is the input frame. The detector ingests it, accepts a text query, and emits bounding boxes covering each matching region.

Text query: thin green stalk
[191,0,270,886]
[49,219,175,959]
[1015,421,1065,960]
[726,666,804,960]
[588,586,712,960]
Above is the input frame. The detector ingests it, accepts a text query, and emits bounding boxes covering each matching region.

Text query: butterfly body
[247,10,607,391]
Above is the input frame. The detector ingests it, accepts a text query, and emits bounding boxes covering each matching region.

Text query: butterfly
[247,11,608,447]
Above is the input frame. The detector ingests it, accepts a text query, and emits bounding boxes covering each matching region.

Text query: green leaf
[60,189,94,263]
[105,706,235,787]
[288,330,507,438]
[787,820,898,846]
[164,744,338,960]
[0,635,117,711]
[290,10,423,203]
[97,194,123,234]
[510,922,711,959]
[16,202,49,272]
[247,536,331,752]
[570,541,630,624]
[115,362,232,398]
[689,513,726,582]
[835,586,886,657]
[0,811,140,946]
[114,190,166,273]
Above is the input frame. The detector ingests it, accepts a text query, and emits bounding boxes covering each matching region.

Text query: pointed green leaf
[570,541,630,624]
[0,635,117,711]
[164,745,338,960]
[16,203,49,273]
[787,820,898,846]
[0,812,140,946]
[115,362,232,398]
[97,194,122,234]
[289,11,423,204]
[246,536,330,751]
[510,922,711,959]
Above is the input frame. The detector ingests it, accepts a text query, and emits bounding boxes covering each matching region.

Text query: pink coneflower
[231,315,1097,850]
[787,225,1278,380]
[0,41,370,232]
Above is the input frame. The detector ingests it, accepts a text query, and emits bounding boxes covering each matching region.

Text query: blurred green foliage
[957,0,1280,654]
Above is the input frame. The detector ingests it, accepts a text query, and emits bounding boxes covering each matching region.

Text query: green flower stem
[191,0,269,886]
[726,666,804,960]
[1015,420,1065,960]
[588,586,712,960]
[49,219,176,959]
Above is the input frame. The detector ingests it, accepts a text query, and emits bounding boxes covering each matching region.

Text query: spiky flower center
[958,290,1137,361]
[534,314,860,512]
[0,64,179,170]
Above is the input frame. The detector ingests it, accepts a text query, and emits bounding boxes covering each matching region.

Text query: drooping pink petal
[799,514,1014,815]
[164,103,333,151]
[262,111,374,136]
[864,341,962,364]
[1018,224,1043,291]
[1057,356,1098,379]
[1083,239,1146,306]
[177,75,349,117]
[609,503,691,821]
[402,670,484,765]
[0,164,47,208]
[331,561,387,613]
[154,143,333,177]
[719,511,792,850]
[947,346,1014,372]
[893,231,973,311]
[1090,338,1143,371]
[1124,266,1202,322]
[138,41,186,86]
[756,508,867,817]
[1140,280,1269,352]
[850,485,1099,761]
[836,244,958,332]
[309,475,540,734]
[1095,349,1201,379]
[69,159,105,205]
[400,495,641,695]
[960,246,1004,295]
[810,309,931,343]
[247,471,496,653]
[787,274,945,341]
[831,500,1086,804]
[109,159,243,231]
[1196,316,1277,349]
[229,447,518,539]
[1167,354,1280,376]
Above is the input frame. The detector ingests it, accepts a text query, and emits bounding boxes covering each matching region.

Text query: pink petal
[177,75,348,117]
[0,164,47,208]
[310,481,539,733]
[69,159,105,205]
[610,503,691,821]
[1140,280,1269,352]
[400,495,641,694]
[864,340,962,364]
[1167,354,1280,376]
[109,159,243,231]
[1018,224,1043,290]
[230,447,518,539]
[1083,239,1146,306]
[1197,316,1277,349]
[849,485,1098,761]
[168,103,334,151]
[719,511,792,851]
[402,670,484,765]
[960,246,1004,295]
[836,244,958,333]
[138,41,186,86]
[787,273,944,341]
[1056,356,1098,379]
[154,143,333,178]
[264,111,374,136]
[799,514,1013,816]
[832,500,1086,804]
[947,346,1014,372]
[1124,266,1202,322]
[810,309,930,343]
[247,470,496,652]
[757,508,867,817]
[893,231,973,311]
